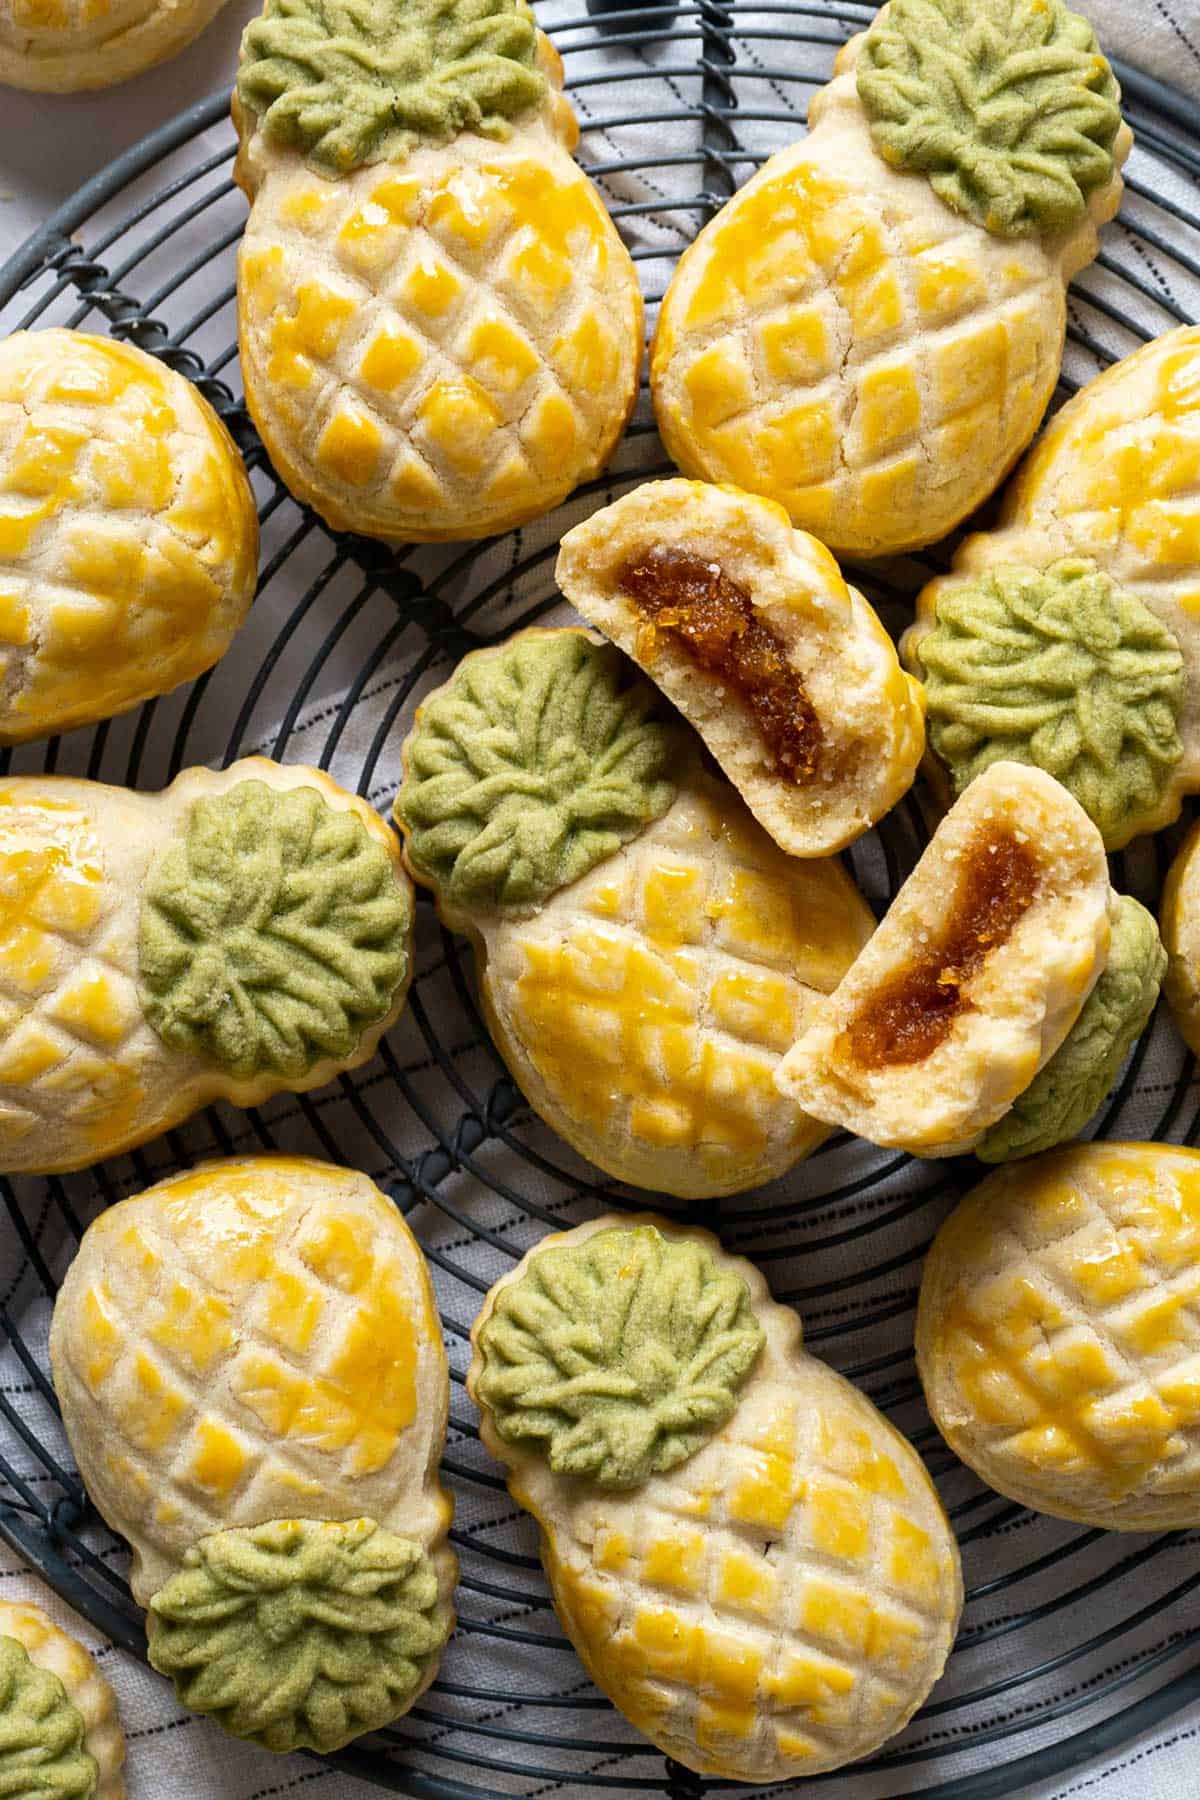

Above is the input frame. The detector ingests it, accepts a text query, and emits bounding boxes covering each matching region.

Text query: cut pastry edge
[556,480,925,856]
[0,1599,126,1799]
[776,761,1115,1156]
[1162,819,1200,1060]
[395,637,876,1196]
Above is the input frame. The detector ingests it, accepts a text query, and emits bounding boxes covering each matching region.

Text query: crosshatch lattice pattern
[5,4,1200,1797]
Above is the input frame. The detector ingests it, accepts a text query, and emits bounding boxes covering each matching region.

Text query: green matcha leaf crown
[140,780,411,1081]
[979,895,1165,1163]
[0,1635,97,1800]
[475,1224,765,1489]
[238,0,548,175]
[915,559,1184,846]
[396,632,682,916]
[857,0,1122,237]
[147,1518,449,1754]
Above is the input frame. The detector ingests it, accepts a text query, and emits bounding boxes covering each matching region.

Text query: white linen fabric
[2,3,1200,1798]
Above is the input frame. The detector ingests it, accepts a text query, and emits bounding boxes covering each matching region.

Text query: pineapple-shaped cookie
[470,1217,962,1781]
[394,629,874,1198]
[778,762,1165,1161]
[0,0,229,89]
[0,1601,124,1798]
[233,0,643,542]
[0,758,414,1174]
[919,1142,1200,1530]
[906,326,1200,848]
[652,0,1130,558]
[557,479,925,856]
[50,1156,455,1751]
[0,330,257,743]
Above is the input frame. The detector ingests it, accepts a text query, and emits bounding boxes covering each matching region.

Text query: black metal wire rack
[5,3,1200,1796]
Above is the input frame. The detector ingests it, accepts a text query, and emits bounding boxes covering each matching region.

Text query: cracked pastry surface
[394,627,875,1198]
[0,330,257,743]
[50,1155,454,1749]
[777,761,1116,1157]
[0,757,413,1175]
[234,0,642,543]
[650,0,1129,559]
[918,1142,1200,1530]
[906,326,1200,848]
[469,1215,962,1783]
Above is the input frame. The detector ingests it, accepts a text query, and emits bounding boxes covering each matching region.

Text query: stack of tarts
[24,0,1200,1787]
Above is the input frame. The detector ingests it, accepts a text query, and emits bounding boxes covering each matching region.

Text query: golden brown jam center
[617,546,823,781]
[844,829,1039,1071]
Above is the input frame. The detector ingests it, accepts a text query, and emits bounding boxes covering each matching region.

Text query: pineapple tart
[778,762,1163,1160]
[393,628,875,1198]
[469,1215,961,1782]
[0,758,413,1175]
[651,0,1130,557]
[50,1156,455,1751]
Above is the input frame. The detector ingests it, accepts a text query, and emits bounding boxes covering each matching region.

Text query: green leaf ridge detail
[857,0,1122,237]
[978,895,1165,1163]
[140,780,411,1081]
[147,1519,450,1754]
[475,1224,766,1489]
[237,0,548,175]
[916,558,1184,845]
[0,1635,97,1800]
[395,633,682,915]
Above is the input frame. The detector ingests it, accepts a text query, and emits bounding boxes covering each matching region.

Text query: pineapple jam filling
[844,829,1040,1071]
[617,546,824,781]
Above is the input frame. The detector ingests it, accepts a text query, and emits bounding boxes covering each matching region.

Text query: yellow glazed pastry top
[778,761,1115,1157]
[556,479,925,857]
[235,22,643,543]
[469,1216,962,1783]
[50,1156,453,1605]
[50,1157,455,1750]
[0,759,413,1176]
[395,628,875,1197]
[650,19,1129,558]
[906,326,1200,847]
[0,331,257,743]
[918,1142,1200,1530]
[0,1600,125,1800]
[1160,817,1200,1057]
[0,0,229,89]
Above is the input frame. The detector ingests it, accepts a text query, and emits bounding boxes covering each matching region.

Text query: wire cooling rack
[5,4,1200,1797]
